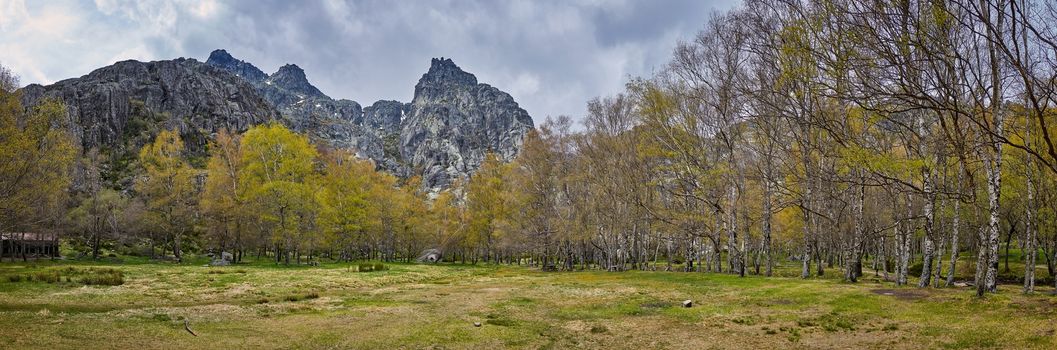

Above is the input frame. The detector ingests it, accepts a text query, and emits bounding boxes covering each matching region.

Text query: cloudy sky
[0,0,737,124]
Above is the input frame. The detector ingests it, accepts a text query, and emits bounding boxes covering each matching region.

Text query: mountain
[401,58,534,189]
[21,50,534,191]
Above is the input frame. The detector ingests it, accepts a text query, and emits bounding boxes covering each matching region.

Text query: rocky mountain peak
[268,63,326,99]
[403,57,534,191]
[206,49,236,64]
[419,57,478,88]
[206,49,267,83]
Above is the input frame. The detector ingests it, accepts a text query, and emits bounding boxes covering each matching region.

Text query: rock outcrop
[205,50,385,166]
[400,58,534,189]
[20,58,279,153]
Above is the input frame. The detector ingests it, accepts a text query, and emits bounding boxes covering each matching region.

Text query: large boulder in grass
[210,251,234,266]
[417,249,443,263]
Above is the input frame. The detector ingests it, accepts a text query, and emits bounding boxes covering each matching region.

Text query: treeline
[454,0,1057,296]
[81,124,458,265]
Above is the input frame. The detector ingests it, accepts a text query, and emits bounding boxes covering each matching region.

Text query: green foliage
[0,67,77,232]
[239,123,320,260]
[138,129,198,260]
[4,267,124,286]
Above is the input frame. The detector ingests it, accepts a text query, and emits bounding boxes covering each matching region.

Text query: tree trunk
[945,164,963,287]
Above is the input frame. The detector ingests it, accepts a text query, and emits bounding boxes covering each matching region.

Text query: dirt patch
[870,289,926,301]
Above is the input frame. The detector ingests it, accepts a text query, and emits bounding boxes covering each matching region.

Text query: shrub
[304,292,320,300]
[6,267,124,286]
[32,271,61,283]
[81,269,124,286]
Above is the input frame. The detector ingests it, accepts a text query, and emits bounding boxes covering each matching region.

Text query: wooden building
[1,232,60,259]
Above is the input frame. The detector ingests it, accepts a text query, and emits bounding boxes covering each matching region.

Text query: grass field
[0,258,1055,349]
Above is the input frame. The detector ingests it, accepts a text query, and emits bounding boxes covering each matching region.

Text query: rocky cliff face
[401,58,534,189]
[20,58,279,153]
[22,50,534,191]
[205,50,378,166]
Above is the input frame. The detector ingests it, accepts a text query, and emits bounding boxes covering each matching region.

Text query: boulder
[417,249,443,263]
[210,251,234,266]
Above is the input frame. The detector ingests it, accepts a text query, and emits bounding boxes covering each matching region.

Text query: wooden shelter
[1,232,60,259]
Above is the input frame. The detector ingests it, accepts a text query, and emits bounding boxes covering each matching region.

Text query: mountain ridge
[21,50,535,191]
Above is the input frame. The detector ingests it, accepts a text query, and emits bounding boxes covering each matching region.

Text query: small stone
[473,322,482,327]
[682,300,693,308]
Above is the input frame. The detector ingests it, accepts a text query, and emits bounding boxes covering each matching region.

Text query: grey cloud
[2,0,737,125]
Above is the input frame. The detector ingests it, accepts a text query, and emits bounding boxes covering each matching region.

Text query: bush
[32,271,61,283]
[5,267,124,286]
[81,268,124,286]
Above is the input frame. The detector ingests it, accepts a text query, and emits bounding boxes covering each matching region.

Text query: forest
[2,0,1057,299]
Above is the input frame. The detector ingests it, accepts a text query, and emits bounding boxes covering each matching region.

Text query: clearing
[0,260,1055,349]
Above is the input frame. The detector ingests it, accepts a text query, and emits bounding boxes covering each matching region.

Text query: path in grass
[0,261,1055,349]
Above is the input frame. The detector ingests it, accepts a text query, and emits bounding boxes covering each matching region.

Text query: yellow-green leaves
[239,123,319,250]
[0,80,76,232]
[137,129,197,260]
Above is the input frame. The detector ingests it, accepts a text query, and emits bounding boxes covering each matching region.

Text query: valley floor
[0,259,1055,349]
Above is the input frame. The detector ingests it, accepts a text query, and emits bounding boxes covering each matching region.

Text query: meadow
[0,257,1055,349]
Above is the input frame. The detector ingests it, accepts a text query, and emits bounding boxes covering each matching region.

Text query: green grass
[0,257,1054,349]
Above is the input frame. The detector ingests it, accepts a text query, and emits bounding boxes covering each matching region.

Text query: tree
[67,189,127,259]
[0,64,76,262]
[466,153,509,263]
[239,123,319,264]
[138,129,197,262]
[317,149,373,261]
[200,129,246,262]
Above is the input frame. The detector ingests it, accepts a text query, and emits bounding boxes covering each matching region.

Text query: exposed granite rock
[401,58,534,190]
[20,58,279,153]
[266,64,327,101]
[362,100,409,134]
[206,49,268,83]
[205,50,372,163]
